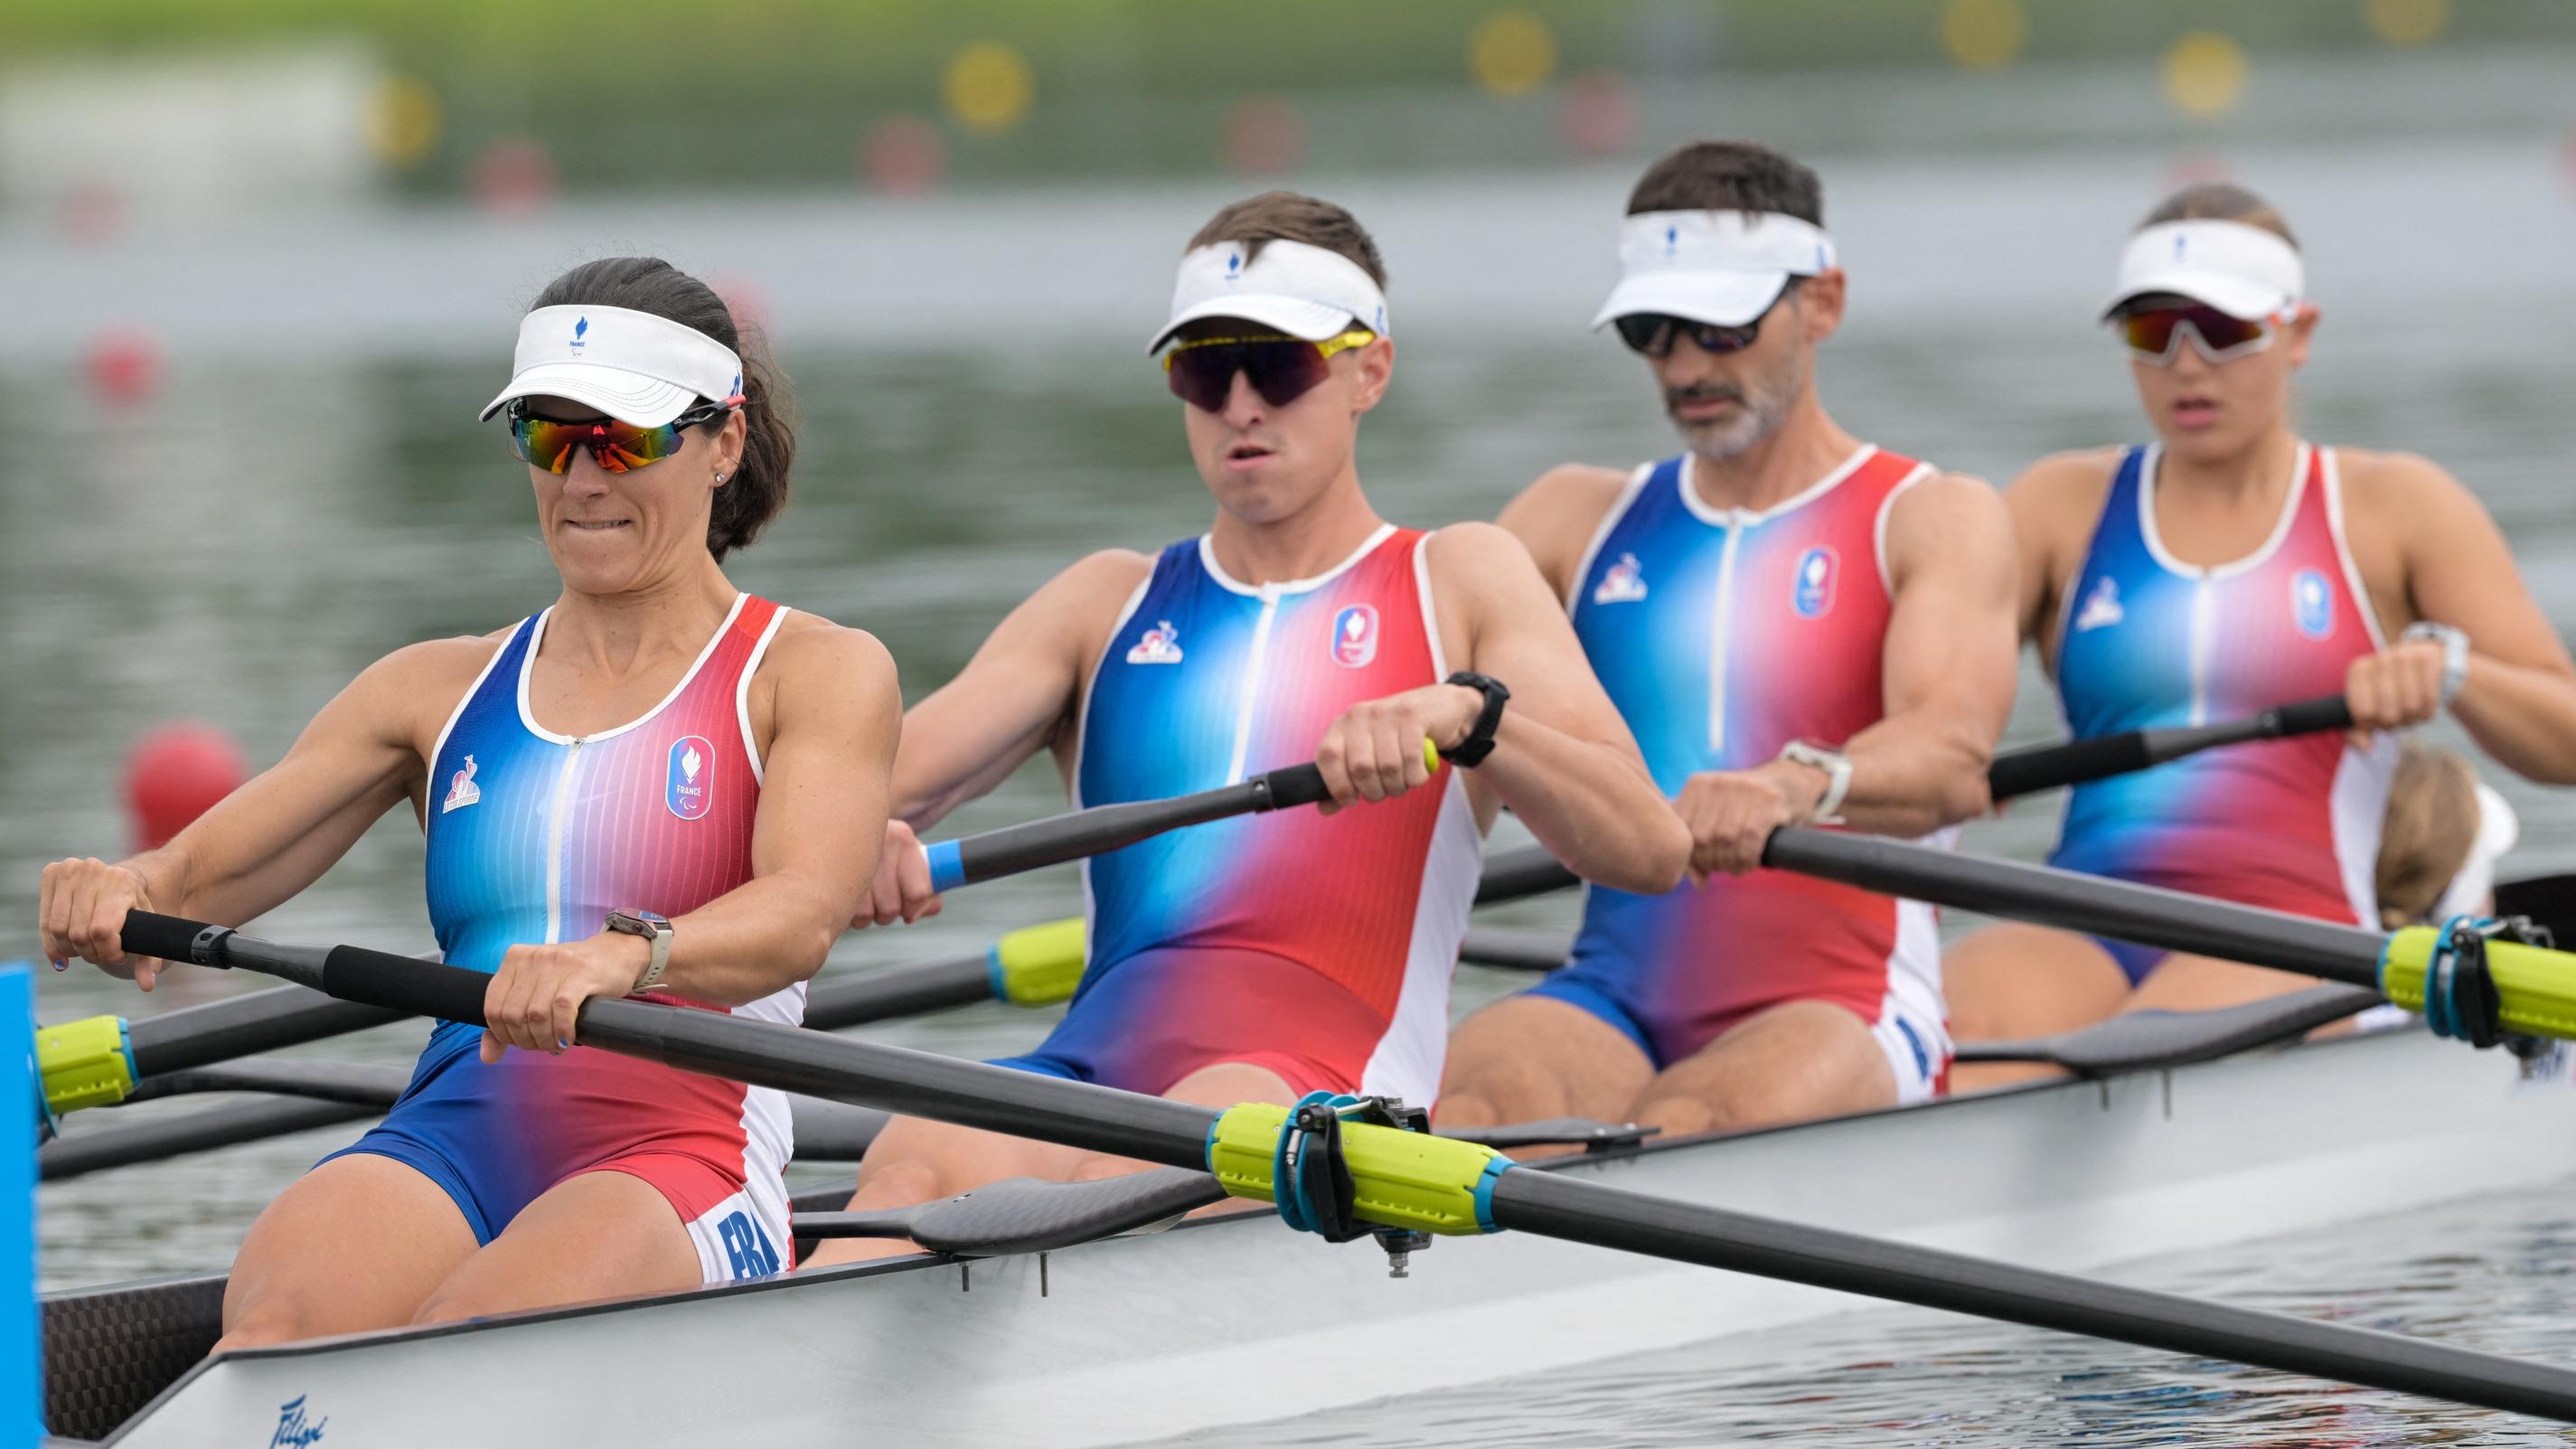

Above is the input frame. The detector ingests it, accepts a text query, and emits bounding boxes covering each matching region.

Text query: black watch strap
[1440,672,1510,767]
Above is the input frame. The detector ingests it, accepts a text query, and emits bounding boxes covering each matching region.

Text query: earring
[715,473,729,485]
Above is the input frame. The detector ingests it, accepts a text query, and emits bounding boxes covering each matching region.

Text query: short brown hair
[2140,182,2299,250]
[1187,191,1387,287]
[1627,141,1822,225]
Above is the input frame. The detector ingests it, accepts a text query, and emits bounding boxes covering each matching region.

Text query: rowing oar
[1463,695,2365,909]
[1753,827,2576,1039]
[33,753,1395,1125]
[109,908,2576,1423]
[1986,692,2353,800]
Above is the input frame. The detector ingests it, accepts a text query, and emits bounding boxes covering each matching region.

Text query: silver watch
[605,908,673,994]
[1778,740,1853,823]
[2401,621,2470,707]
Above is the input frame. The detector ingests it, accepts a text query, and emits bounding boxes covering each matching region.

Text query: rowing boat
[43,1020,2576,1446]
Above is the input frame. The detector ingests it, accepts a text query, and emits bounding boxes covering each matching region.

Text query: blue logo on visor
[1664,224,1679,257]
[570,315,588,351]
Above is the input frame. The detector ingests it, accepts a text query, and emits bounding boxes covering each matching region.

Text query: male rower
[806,192,1688,1265]
[1437,141,2019,1136]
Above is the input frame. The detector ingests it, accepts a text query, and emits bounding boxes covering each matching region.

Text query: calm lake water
[5,89,2576,1444]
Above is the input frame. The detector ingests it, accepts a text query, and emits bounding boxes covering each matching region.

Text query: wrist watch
[2401,621,2471,707]
[1440,672,1511,767]
[605,908,673,994]
[1777,740,1853,823]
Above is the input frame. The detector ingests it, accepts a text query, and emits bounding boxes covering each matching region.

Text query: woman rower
[1945,183,2576,1088]
[36,258,893,1344]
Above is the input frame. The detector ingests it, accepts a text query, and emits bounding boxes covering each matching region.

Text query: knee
[1430,1091,1501,1132]
[850,1155,951,1209]
[1629,1093,1721,1138]
[212,1310,307,1354]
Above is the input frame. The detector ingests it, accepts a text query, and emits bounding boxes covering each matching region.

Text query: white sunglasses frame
[2111,306,2292,368]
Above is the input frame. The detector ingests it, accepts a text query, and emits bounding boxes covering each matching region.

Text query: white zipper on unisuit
[1226,588,1282,783]
[543,737,586,944]
[2186,577,2213,727]
[1707,518,1745,753]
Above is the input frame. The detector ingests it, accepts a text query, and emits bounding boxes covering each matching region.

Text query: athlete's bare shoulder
[759,611,898,687]
[2331,447,2473,511]
[1498,464,1635,600]
[2004,448,2122,539]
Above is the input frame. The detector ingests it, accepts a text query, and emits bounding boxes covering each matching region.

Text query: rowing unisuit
[992,523,1481,1102]
[326,592,798,1283]
[1529,445,1951,1097]
[2048,442,2395,978]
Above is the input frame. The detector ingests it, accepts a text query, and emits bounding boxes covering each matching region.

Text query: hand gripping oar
[1986,692,2354,801]
[111,908,2576,1425]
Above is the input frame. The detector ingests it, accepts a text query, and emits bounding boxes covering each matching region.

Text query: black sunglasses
[1612,280,1800,359]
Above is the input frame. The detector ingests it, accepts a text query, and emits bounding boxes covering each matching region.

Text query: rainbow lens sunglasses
[1161,328,1377,412]
[505,399,735,475]
[2112,302,2282,367]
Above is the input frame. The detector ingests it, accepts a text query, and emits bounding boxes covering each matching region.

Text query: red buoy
[123,722,248,852]
[85,328,162,406]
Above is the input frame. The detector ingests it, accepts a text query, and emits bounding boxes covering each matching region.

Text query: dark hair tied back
[528,257,796,561]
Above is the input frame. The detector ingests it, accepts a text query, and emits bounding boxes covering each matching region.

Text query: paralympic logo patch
[2291,569,2334,640]
[666,736,713,821]
[440,756,481,814]
[1125,620,1183,665]
[1330,604,1379,667]
[1791,546,1838,619]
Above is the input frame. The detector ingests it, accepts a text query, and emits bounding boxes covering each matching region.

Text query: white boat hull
[72,1027,2576,1446]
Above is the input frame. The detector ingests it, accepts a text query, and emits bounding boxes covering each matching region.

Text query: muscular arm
[1431,522,1689,894]
[892,550,1154,828]
[1824,472,2020,834]
[39,638,478,981]
[2383,456,2576,783]
[644,625,898,1004]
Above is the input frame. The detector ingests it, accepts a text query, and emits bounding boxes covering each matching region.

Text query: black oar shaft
[126,983,404,1079]
[1490,1170,2576,1423]
[1763,828,2380,983]
[116,909,2576,1423]
[931,763,1330,890]
[1986,694,2353,800]
[803,954,992,1027]
[118,914,1219,1169]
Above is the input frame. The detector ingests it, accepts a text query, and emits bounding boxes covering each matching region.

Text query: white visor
[478,305,745,428]
[1146,238,1389,354]
[1591,210,1837,331]
[2101,221,2305,322]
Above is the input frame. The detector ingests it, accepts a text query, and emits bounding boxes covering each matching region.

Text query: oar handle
[123,912,491,1026]
[1987,692,2352,801]
[919,757,1355,893]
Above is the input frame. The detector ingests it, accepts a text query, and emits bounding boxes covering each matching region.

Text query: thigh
[412,1169,700,1325]
[1944,923,2133,1094]
[1063,1060,1299,1190]
[221,1153,478,1350]
[2123,953,2319,1014]
[1435,994,1654,1134]
[1632,999,1894,1137]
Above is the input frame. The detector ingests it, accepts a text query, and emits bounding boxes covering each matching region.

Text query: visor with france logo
[2100,221,2306,323]
[479,305,745,428]
[1591,210,1838,331]
[1146,238,1390,354]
